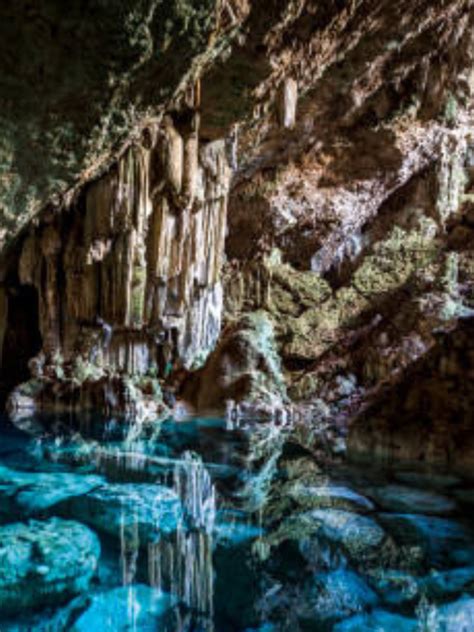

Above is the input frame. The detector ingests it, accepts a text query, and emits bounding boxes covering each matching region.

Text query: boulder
[366,484,457,515]
[0,465,104,520]
[334,609,417,632]
[289,484,374,514]
[437,597,474,632]
[71,585,177,632]
[308,509,386,562]
[298,569,378,625]
[0,518,100,616]
[60,483,184,545]
[378,514,474,567]
[421,566,474,601]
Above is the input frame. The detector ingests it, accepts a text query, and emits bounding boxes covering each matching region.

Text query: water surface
[0,413,473,631]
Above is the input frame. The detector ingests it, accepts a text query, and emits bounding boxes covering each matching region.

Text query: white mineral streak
[149,452,216,630]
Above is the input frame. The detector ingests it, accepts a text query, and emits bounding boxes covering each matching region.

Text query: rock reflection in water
[148,451,216,631]
[0,413,473,631]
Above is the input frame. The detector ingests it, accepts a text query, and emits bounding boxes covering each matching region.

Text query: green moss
[72,357,104,384]
[443,92,459,126]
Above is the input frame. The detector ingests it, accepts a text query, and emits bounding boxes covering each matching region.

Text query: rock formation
[2,108,231,418]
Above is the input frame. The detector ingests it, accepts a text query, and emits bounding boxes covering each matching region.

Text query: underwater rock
[0,518,100,615]
[421,567,474,601]
[298,569,378,625]
[437,596,474,632]
[378,514,474,567]
[264,508,387,570]
[394,471,461,490]
[288,484,375,514]
[366,484,457,515]
[367,566,474,607]
[59,483,183,545]
[0,465,104,520]
[264,479,375,529]
[368,569,420,606]
[333,609,418,632]
[308,509,386,562]
[71,585,177,632]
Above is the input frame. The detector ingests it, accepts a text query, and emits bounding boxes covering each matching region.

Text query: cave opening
[1,284,42,399]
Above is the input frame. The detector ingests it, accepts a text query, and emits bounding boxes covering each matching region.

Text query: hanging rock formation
[2,109,231,418]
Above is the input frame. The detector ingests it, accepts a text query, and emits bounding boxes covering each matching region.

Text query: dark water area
[0,413,473,631]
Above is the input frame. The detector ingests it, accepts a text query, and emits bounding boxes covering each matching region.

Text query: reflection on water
[0,413,473,631]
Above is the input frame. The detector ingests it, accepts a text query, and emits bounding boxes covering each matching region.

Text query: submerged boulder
[334,609,418,632]
[308,509,386,562]
[366,484,457,515]
[71,585,177,632]
[60,483,184,545]
[297,569,378,625]
[0,518,100,615]
[0,465,104,520]
[437,597,474,632]
[378,514,474,567]
[265,509,387,568]
[288,484,375,514]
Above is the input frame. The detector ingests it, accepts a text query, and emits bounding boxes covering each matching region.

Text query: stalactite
[436,132,468,227]
[3,109,231,389]
[277,77,298,130]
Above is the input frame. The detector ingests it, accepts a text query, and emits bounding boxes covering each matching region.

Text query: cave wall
[348,318,474,476]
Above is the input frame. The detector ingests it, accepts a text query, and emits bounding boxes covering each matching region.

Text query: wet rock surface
[60,483,184,544]
[0,464,104,520]
[365,484,457,516]
[0,517,100,616]
[72,585,177,632]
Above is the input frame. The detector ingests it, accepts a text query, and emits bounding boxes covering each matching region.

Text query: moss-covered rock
[183,310,287,412]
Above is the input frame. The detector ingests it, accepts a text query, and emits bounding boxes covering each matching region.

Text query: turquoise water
[0,413,473,631]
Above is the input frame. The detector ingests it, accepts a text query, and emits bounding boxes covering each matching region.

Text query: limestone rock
[0,465,104,520]
[0,518,100,616]
[71,585,177,632]
[365,484,457,516]
[298,569,378,625]
[183,310,287,412]
[334,609,417,632]
[60,483,184,545]
[378,513,474,567]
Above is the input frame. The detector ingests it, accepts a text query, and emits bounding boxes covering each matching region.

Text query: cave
[1,284,42,390]
[0,1,473,630]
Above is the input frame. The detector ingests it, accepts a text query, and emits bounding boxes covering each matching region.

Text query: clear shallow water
[0,413,473,631]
